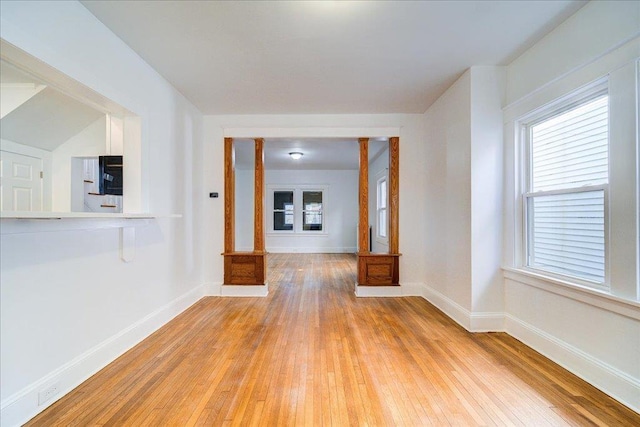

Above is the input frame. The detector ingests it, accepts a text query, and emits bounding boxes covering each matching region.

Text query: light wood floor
[27,253,639,426]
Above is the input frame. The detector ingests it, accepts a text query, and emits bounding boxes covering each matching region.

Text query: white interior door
[0,150,43,211]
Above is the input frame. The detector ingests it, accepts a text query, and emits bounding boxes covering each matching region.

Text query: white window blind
[528,190,605,282]
[531,96,608,191]
[526,93,608,284]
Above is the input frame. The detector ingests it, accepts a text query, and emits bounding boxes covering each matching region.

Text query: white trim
[421,284,472,331]
[421,283,506,333]
[223,127,401,139]
[505,313,640,413]
[504,268,640,320]
[202,281,223,296]
[0,285,204,427]
[503,35,639,114]
[355,284,402,297]
[221,284,269,297]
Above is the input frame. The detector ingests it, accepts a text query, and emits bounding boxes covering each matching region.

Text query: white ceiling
[81,0,586,115]
[235,137,387,170]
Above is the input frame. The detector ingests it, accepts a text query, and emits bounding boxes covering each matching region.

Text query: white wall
[469,66,505,318]
[265,169,358,253]
[502,1,640,412]
[423,70,473,312]
[0,2,204,426]
[422,66,505,329]
[202,114,427,294]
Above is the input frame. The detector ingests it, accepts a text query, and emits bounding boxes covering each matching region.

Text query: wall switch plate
[209,192,219,198]
[38,381,61,405]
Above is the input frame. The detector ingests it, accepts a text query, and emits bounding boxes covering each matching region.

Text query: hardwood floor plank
[25,253,640,426]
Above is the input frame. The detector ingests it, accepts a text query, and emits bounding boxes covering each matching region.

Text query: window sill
[503,267,640,320]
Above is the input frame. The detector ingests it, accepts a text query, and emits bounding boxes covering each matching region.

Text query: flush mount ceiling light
[289,152,303,160]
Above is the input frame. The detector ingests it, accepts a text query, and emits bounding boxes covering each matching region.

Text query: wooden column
[389,136,400,254]
[223,137,267,286]
[224,137,235,253]
[358,138,369,255]
[357,136,400,287]
[254,138,265,253]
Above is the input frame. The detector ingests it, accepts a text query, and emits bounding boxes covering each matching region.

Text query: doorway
[223,136,400,290]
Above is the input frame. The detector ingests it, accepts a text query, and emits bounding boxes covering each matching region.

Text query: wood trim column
[358,138,369,255]
[224,137,235,254]
[389,136,399,254]
[254,138,265,253]
[357,136,400,287]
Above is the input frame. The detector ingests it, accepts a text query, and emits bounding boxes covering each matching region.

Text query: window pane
[303,191,322,207]
[531,95,608,192]
[274,211,293,231]
[274,191,294,210]
[528,190,604,283]
[302,191,323,231]
[284,203,293,225]
[303,212,323,230]
[378,208,387,238]
[378,180,387,209]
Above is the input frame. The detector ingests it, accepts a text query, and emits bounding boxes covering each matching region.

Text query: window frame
[376,175,388,243]
[272,189,295,232]
[267,185,328,235]
[301,190,324,231]
[519,82,610,290]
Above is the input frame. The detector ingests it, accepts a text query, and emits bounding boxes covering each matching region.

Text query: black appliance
[99,155,123,195]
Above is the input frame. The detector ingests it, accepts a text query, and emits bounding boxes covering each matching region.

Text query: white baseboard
[0,285,205,427]
[354,282,425,297]
[505,314,640,413]
[421,283,505,332]
[421,283,472,331]
[355,283,403,297]
[203,281,223,296]
[221,284,269,297]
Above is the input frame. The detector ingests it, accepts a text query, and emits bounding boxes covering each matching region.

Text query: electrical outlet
[38,381,60,405]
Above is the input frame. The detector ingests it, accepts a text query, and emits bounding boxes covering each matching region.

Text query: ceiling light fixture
[289,152,303,160]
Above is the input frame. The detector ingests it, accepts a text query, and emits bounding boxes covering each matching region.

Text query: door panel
[0,150,43,211]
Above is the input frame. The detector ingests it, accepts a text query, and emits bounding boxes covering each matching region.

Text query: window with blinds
[525,93,608,285]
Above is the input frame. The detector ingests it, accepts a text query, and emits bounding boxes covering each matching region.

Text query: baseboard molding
[355,283,403,297]
[0,285,205,427]
[203,282,223,296]
[266,247,357,254]
[221,284,269,297]
[421,283,505,332]
[421,284,472,331]
[505,314,640,413]
[354,282,425,297]
[469,311,505,332]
